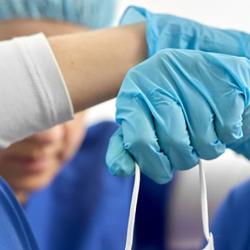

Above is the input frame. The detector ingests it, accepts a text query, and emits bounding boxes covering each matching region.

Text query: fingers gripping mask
[125,162,214,250]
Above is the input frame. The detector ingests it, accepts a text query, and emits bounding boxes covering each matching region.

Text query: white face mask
[125,162,214,250]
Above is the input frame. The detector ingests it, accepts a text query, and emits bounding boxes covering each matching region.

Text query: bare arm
[0,19,146,111]
[49,23,147,112]
[0,22,146,147]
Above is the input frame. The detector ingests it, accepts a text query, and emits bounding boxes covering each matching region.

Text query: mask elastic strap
[199,160,214,250]
[125,164,140,250]
[125,161,214,250]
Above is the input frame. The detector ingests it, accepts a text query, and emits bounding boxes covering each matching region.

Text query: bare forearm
[49,23,147,112]
[0,23,146,147]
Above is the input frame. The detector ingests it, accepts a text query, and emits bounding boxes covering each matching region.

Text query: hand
[106,49,250,183]
[121,6,250,160]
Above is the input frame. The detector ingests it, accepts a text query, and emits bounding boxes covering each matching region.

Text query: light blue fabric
[107,48,250,184]
[0,0,118,28]
[210,179,250,250]
[105,7,250,184]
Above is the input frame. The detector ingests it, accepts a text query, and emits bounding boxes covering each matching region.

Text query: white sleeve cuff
[0,33,74,148]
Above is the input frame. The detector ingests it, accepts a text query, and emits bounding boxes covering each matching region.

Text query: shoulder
[216,179,250,225]
[225,179,250,210]
[212,179,250,250]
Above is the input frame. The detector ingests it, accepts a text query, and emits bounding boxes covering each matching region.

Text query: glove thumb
[106,127,135,176]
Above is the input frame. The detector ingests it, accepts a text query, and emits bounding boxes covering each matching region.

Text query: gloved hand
[228,106,250,159]
[106,49,250,183]
[120,6,250,161]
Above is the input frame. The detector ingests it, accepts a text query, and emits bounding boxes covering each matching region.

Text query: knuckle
[219,123,241,143]
[194,137,224,159]
[176,155,198,170]
[155,169,173,184]
[195,135,211,148]
[125,135,155,152]
[197,145,224,160]
[221,124,234,137]
[168,146,198,170]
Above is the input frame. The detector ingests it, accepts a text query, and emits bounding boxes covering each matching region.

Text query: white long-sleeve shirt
[0,33,74,148]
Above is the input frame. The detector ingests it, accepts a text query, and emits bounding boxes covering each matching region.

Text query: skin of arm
[0,19,146,113]
[0,19,146,202]
[48,23,147,112]
[0,19,89,202]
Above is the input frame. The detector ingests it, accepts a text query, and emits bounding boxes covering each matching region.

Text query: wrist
[120,6,154,57]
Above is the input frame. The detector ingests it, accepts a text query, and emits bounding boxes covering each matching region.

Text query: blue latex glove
[228,106,250,159]
[0,0,118,28]
[121,6,250,161]
[121,6,250,58]
[112,6,250,170]
[106,49,250,184]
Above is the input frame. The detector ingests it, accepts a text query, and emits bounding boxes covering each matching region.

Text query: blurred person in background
[210,177,250,250]
[2,2,250,250]
[0,1,133,250]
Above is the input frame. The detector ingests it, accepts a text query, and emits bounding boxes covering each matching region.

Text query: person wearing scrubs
[209,178,250,250]
[0,1,133,250]
[1,3,250,249]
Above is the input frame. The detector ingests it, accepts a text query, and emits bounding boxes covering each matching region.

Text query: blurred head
[0,0,118,203]
[0,114,85,203]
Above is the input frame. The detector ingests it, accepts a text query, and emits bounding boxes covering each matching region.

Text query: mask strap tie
[125,161,215,250]
[199,160,214,250]
[125,164,140,250]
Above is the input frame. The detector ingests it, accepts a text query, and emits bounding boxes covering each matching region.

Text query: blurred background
[86,0,250,248]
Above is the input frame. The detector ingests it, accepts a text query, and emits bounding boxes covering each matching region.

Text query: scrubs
[0,120,172,250]
[23,121,133,250]
[211,179,250,250]
[134,175,173,250]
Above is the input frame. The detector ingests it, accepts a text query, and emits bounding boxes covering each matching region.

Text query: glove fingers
[153,96,198,170]
[183,94,226,160]
[215,92,244,144]
[106,127,135,177]
[121,95,173,184]
[241,105,250,139]
[161,50,226,160]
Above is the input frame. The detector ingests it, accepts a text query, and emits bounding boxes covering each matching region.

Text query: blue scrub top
[134,175,173,250]
[211,179,250,250]
[24,121,133,250]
